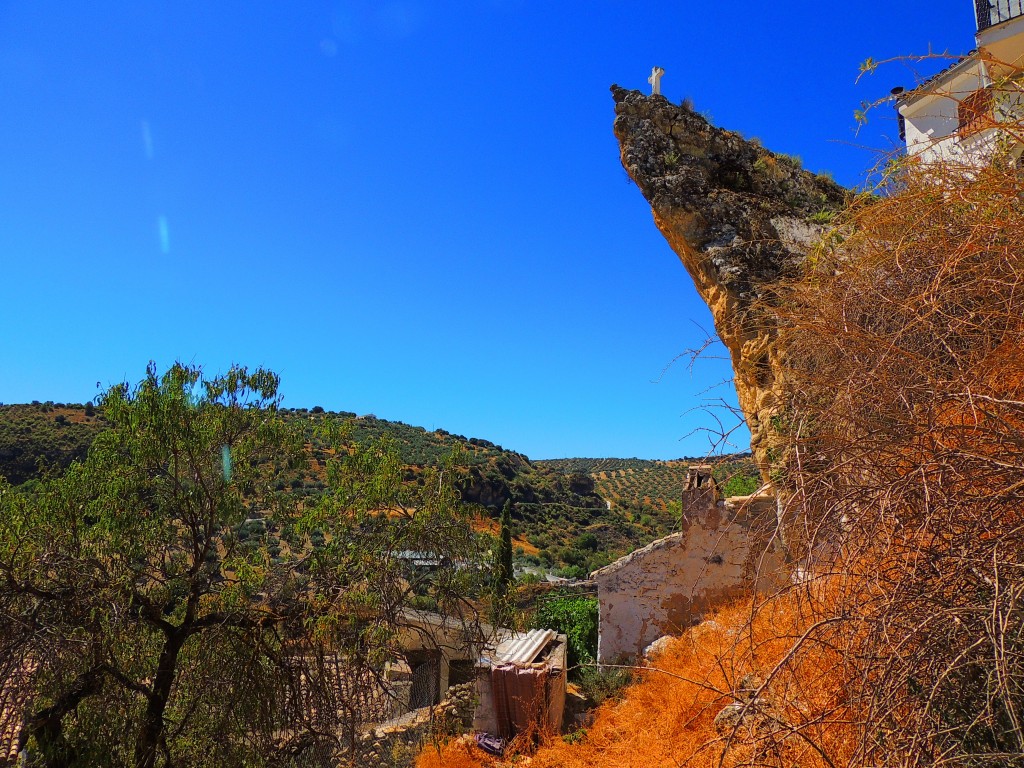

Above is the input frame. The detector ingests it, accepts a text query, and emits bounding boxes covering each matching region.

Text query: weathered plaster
[593,472,786,663]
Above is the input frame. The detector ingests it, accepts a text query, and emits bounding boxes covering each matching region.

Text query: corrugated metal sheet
[490,662,566,738]
[494,629,555,664]
[481,630,568,738]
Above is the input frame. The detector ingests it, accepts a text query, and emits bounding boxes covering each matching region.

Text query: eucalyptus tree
[0,363,485,768]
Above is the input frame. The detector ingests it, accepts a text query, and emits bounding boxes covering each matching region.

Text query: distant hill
[0,402,756,577]
[537,455,761,511]
[0,402,106,485]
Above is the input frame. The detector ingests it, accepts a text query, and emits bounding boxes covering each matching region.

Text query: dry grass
[418,579,864,768]
[529,582,865,768]
[469,515,539,554]
[766,142,1024,766]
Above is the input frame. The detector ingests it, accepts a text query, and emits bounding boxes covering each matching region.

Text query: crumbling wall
[593,486,785,663]
[355,683,475,768]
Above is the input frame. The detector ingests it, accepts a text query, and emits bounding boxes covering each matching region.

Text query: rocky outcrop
[612,86,847,477]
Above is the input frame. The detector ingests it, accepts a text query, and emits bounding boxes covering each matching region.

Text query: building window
[976,0,1024,32]
[959,88,993,137]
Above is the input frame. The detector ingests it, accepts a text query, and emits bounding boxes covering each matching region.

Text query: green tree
[532,594,598,670]
[0,363,484,767]
[495,500,514,594]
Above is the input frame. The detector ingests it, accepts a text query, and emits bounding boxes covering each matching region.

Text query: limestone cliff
[612,86,847,478]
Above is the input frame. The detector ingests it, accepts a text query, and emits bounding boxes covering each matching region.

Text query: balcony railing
[976,0,1024,31]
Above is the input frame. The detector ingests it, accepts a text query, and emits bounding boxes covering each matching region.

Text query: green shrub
[533,595,598,670]
[575,664,634,706]
[777,152,803,169]
[557,565,587,580]
[720,474,760,497]
[560,547,588,567]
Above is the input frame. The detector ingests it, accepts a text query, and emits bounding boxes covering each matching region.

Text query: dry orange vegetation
[50,407,96,424]
[424,130,1024,768]
[419,579,861,768]
[766,153,1024,764]
[469,515,539,554]
[471,516,499,536]
[512,536,539,555]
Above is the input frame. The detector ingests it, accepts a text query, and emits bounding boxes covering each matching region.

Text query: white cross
[648,66,665,95]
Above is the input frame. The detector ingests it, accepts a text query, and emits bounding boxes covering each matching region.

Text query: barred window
[958,88,993,137]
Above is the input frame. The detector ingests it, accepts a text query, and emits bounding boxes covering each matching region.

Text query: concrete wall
[593,494,786,663]
[977,12,1024,68]
[397,610,490,706]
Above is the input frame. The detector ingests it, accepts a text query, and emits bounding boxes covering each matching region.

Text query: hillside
[538,456,760,512]
[0,403,757,576]
[508,83,1024,768]
[0,402,107,485]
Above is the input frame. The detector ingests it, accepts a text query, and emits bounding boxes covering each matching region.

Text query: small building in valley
[397,611,567,738]
[473,628,567,739]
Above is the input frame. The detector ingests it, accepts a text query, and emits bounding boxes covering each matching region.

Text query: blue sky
[0,1,972,459]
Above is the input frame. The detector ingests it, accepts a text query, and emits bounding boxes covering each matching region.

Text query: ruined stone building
[592,466,785,663]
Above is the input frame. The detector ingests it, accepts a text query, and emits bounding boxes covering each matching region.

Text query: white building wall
[593,497,787,663]
[899,12,1023,165]
[901,66,989,164]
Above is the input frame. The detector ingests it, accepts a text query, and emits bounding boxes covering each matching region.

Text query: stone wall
[353,683,475,768]
[593,475,786,663]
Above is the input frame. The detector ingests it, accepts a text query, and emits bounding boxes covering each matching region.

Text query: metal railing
[976,0,1024,31]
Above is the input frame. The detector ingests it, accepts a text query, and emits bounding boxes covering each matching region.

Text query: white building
[896,0,1024,164]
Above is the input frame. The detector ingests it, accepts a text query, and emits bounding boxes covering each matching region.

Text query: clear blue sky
[0,1,972,459]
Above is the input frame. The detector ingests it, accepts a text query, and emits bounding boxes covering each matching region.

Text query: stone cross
[648,66,665,95]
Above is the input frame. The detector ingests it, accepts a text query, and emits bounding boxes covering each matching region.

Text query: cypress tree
[497,499,514,593]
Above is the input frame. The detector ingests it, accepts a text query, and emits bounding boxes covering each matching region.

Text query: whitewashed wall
[593,497,786,663]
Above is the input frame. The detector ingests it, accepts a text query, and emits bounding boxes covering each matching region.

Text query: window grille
[958,88,994,136]
[976,0,1024,31]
